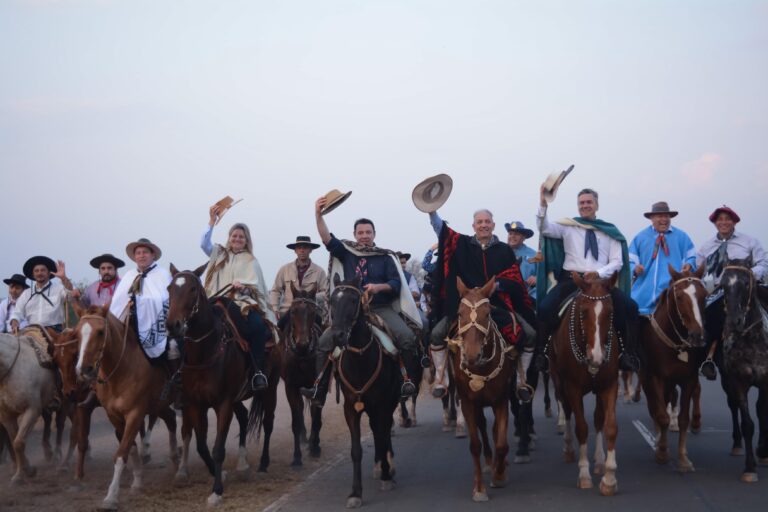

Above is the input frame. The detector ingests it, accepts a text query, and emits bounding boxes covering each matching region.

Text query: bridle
[171,272,215,343]
[78,314,128,385]
[722,265,762,334]
[568,292,615,376]
[287,296,320,353]
[329,285,365,348]
[650,276,705,354]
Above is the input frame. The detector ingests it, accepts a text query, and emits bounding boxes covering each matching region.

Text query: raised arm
[315,196,331,245]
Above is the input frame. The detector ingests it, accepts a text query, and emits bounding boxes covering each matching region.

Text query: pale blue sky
[1,0,766,288]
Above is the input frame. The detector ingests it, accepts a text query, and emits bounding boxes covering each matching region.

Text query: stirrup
[400,380,417,400]
[699,359,717,381]
[619,353,640,372]
[251,371,268,391]
[515,383,534,403]
[420,354,431,368]
[431,386,447,399]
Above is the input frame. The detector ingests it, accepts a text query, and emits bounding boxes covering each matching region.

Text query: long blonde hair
[204,223,254,290]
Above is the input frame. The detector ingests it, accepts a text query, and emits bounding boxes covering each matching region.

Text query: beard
[101,274,117,283]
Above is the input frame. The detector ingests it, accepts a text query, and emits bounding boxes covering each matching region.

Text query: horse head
[666,264,707,347]
[166,263,208,340]
[572,272,617,373]
[287,281,319,354]
[51,328,81,401]
[456,276,495,366]
[73,304,111,384]
[721,259,758,334]
[328,274,365,349]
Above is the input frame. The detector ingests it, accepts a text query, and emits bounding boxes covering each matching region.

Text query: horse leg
[157,406,179,468]
[409,396,418,427]
[736,390,758,482]
[490,400,510,489]
[461,400,487,502]
[308,401,323,458]
[41,409,53,462]
[756,386,768,464]
[72,403,94,490]
[559,395,575,461]
[190,405,216,476]
[543,372,553,418]
[139,415,154,465]
[441,393,452,431]
[621,371,631,403]
[648,377,670,464]
[455,398,467,438]
[514,401,532,464]
[598,382,619,496]
[61,405,77,472]
[11,408,40,482]
[725,385,744,455]
[593,396,606,476]
[633,374,642,402]
[344,403,364,508]
[690,380,702,434]
[174,407,194,483]
[207,402,234,507]
[53,407,66,464]
[369,410,395,491]
[233,402,250,472]
[258,388,278,472]
[557,399,567,435]
[102,412,143,510]
[286,384,305,466]
[676,381,696,473]
[668,387,680,433]
[570,394,592,489]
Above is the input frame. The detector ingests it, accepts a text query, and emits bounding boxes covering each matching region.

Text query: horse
[278,282,324,466]
[638,264,707,472]
[548,273,620,495]
[718,260,768,482]
[73,304,179,510]
[448,276,514,502]
[0,332,56,483]
[329,274,401,508]
[620,371,642,403]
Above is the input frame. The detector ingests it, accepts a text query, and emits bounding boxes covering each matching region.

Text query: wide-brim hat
[320,189,352,216]
[412,173,453,213]
[90,253,126,269]
[22,256,56,280]
[396,251,412,261]
[504,221,534,239]
[3,273,29,289]
[709,205,740,224]
[125,238,162,262]
[643,201,678,219]
[286,236,321,250]
[542,164,574,203]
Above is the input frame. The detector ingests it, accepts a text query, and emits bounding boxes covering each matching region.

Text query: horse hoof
[529,439,537,451]
[731,447,744,456]
[99,499,119,511]
[207,492,223,507]
[57,464,70,474]
[655,452,669,465]
[141,453,151,465]
[599,480,617,496]
[593,464,605,476]
[25,466,37,478]
[442,424,453,433]
[373,466,382,479]
[309,446,321,458]
[545,408,553,418]
[291,459,302,468]
[557,425,565,435]
[346,496,363,508]
[174,470,189,485]
[690,426,701,435]
[513,455,531,464]
[670,425,679,433]
[578,478,593,489]
[472,490,489,502]
[380,480,395,491]
[490,477,507,488]
[677,462,695,473]
[564,451,576,463]
[10,475,24,486]
[740,472,758,483]
[455,426,467,438]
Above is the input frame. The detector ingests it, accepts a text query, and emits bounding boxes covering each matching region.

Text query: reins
[567,292,617,376]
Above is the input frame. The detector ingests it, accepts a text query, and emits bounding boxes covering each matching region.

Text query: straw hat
[412,174,453,213]
[320,189,352,216]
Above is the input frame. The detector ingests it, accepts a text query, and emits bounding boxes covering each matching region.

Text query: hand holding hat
[412,174,453,213]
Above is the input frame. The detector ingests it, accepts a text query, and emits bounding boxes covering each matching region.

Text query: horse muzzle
[77,366,97,383]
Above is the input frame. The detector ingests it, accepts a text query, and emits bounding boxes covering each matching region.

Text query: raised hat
[22,256,56,280]
[211,195,243,226]
[125,238,162,262]
[643,201,679,219]
[412,173,453,213]
[3,273,29,289]
[286,236,321,250]
[541,164,574,203]
[709,205,740,224]
[504,221,534,239]
[90,253,126,269]
[320,189,352,216]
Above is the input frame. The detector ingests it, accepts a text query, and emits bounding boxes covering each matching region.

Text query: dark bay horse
[718,260,768,482]
[166,265,281,507]
[639,264,707,472]
[549,273,620,495]
[278,282,324,466]
[330,275,401,508]
[449,276,514,502]
[73,305,179,510]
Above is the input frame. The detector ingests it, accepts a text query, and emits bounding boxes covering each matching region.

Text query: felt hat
[643,201,678,219]
[125,238,162,262]
[504,221,534,239]
[412,174,453,213]
[286,236,321,250]
[708,205,740,224]
[3,273,29,289]
[22,256,56,280]
[89,253,126,269]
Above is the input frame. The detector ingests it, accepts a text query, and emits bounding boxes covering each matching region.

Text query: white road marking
[632,419,657,450]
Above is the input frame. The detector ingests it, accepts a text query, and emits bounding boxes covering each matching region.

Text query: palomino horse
[449,276,514,502]
[329,275,401,508]
[166,265,280,507]
[548,273,620,495]
[279,282,324,466]
[639,264,707,472]
[719,260,768,482]
[74,304,179,511]
[0,332,56,483]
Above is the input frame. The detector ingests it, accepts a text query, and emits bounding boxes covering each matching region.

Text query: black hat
[90,253,126,269]
[3,274,29,289]
[504,221,534,239]
[286,236,321,250]
[396,251,412,261]
[22,256,56,280]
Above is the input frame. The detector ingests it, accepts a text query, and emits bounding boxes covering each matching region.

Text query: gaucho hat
[643,201,678,219]
[286,236,321,250]
[412,174,453,213]
[125,238,162,262]
[320,189,352,216]
[22,256,56,280]
[90,253,126,269]
[3,273,29,289]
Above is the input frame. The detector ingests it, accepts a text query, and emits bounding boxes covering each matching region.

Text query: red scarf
[651,233,670,260]
[97,279,118,297]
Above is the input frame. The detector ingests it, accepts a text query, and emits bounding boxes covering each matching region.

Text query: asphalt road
[265,377,767,512]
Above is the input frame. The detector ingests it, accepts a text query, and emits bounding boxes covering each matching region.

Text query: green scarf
[535,217,631,308]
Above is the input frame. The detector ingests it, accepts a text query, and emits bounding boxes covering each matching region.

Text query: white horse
[0,333,56,483]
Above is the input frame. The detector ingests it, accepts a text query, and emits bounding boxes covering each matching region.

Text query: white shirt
[10,280,69,327]
[0,297,28,333]
[696,230,768,287]
[536,205,623,278]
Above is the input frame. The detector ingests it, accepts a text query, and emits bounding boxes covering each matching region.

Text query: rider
[270,235,328,331]
[505,221,539,301]
[628,202,696,315]
[201,204,276,391]
[427,209,537,400]
[80,253,125,308]
[695,205,768,380]
[535,187,640,372]
[0,274,29,333]
[10,256,78,334]
[300,196,422,406]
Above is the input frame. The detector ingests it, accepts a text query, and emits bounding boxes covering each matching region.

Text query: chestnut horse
[639,264,707,472]
[278,282,324,466]
[166,265,280,507]
[73,305,179,510]
[449,276,514,502]
[548,273,620,495]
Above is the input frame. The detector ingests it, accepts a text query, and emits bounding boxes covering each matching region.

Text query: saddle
[364,312,400,358]
[19,325,56,369]
[214,301,277,353]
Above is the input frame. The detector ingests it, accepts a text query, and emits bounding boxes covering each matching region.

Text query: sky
[1,0,766,292]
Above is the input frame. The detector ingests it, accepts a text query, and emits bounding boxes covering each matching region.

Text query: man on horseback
[535,187,640,372]
[10,256,78,334]
[0,274,29,333]
[270,235,328,331]
[695,205,768,380]
[80,253,125,308]
[505,221,539,301]
[300,196,422,405]
[628,201,697,314]
[426,208,537,400]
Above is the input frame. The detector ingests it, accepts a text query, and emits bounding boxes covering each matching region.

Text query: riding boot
[300,351,332,407]
[430,345,448,399]
[399,352,419,401]
[515,348,535,403]
[250,352,268,392]
[534,321,551,372]
[618,321,640,373]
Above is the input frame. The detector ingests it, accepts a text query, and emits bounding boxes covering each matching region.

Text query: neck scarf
[97,278,118,297]
[651,233,670,260]
[31,282,54,307]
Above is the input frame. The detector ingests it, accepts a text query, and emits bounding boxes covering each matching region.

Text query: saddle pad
[19,325,54,368]
[370,325,399,357]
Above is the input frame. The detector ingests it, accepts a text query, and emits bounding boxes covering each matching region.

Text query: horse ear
[694,264,705,279]
[352,274,362,289]
[333,273,341,287]
[308,282,318,296]
[99,304,110,317]
[170,263,179,277]
[193,262,208,278]
[480,276,496,297]
[668,263,681,281]
[71,299,85,319]
[457,276,468,296]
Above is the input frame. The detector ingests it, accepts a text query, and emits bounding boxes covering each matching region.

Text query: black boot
[618,325,640,372]
[399,352,419,400]
[534,321,551,373]
[300,352,331,407]
[250,354,268,392]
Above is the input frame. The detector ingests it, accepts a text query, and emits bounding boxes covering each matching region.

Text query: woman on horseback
[201,204,276,390]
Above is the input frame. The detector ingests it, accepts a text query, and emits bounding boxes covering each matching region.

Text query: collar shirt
[82,277,121,308]
[536,205,623,278]
[629,225,697,314]
[270,259,329,314]
[513,243,539,300]
[10,280,69,327]
[0,297,28,332]
[696,230,768,288]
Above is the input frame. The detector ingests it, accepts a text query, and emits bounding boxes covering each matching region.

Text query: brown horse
[73,304,179,510]
[166,265,281,507]
[449,276,513,502]
[548,273,620,495]
[278,282,324,466]
[639,264,707,472]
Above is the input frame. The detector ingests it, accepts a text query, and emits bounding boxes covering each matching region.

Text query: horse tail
[246,393,265,441]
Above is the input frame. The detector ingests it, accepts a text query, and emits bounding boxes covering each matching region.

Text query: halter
[329,285,365,346]
[722,265,762,334]
[78,314,129,385]
[171,272,215,343]
[286,296,320,353]
[568,292,615,376]
[52,336,79,358]
[650,276,705,356]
